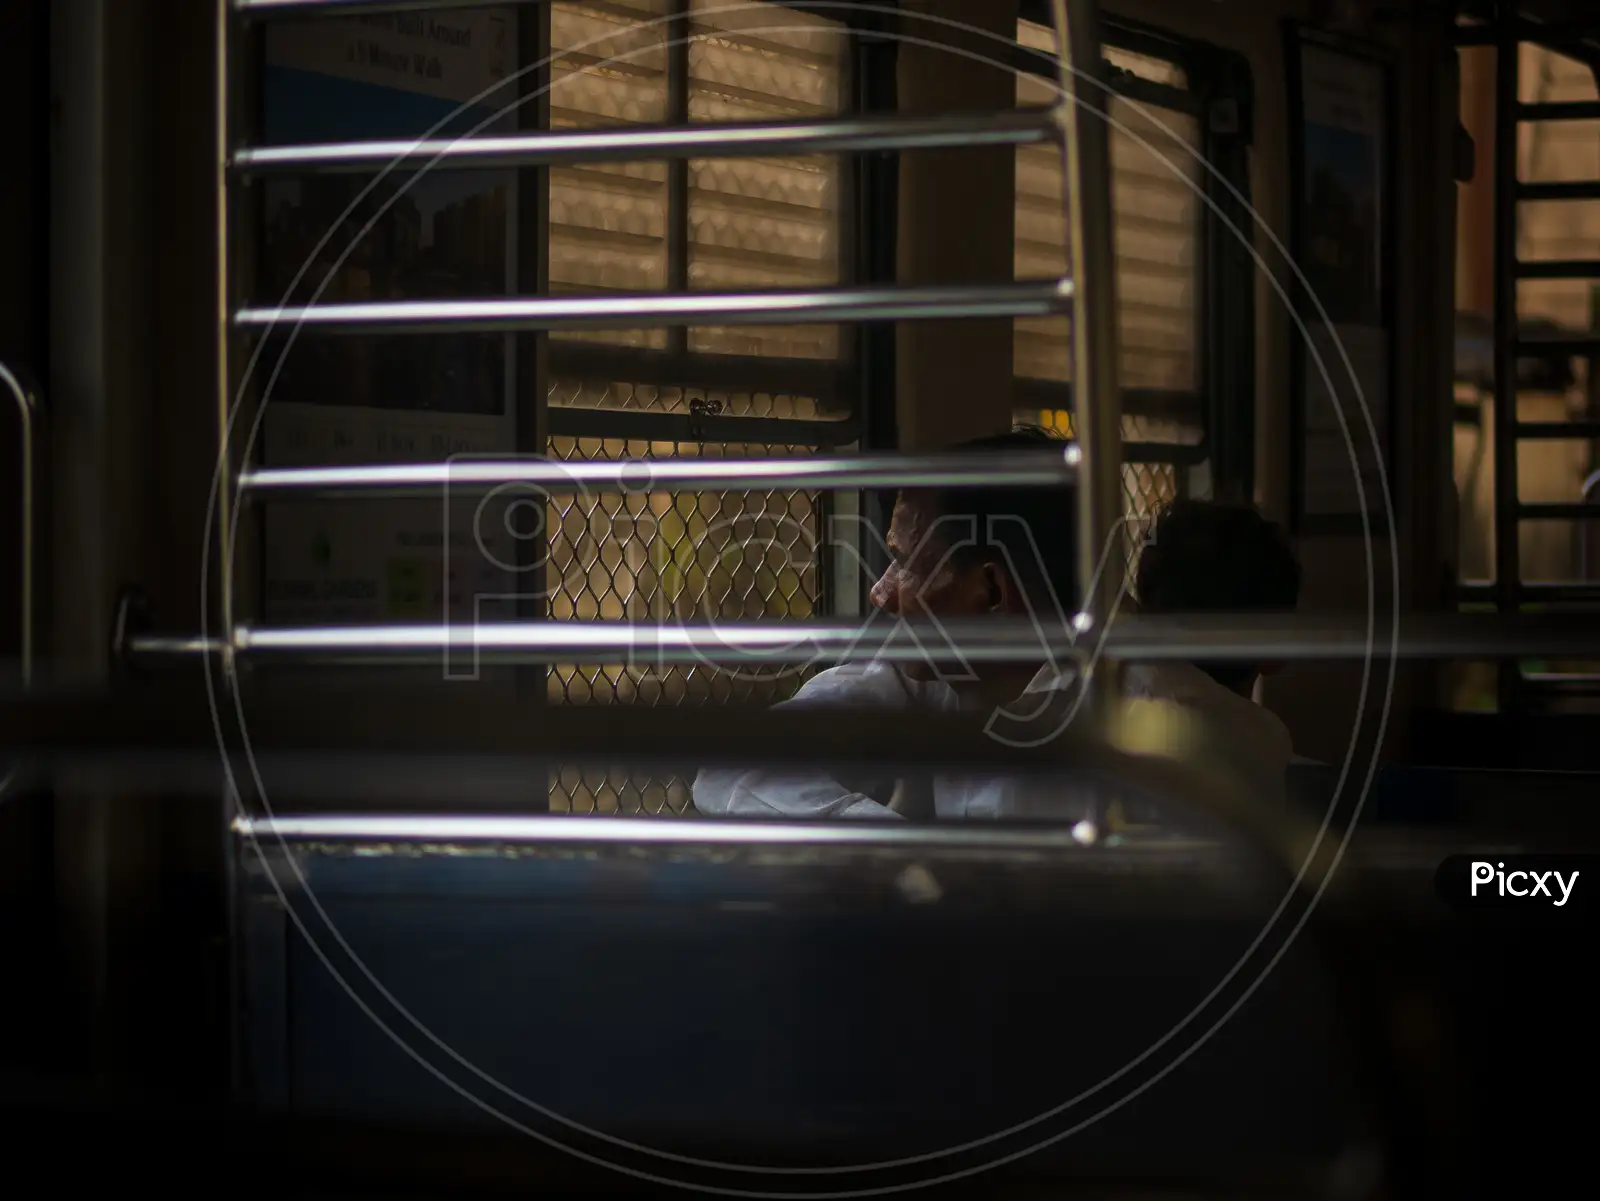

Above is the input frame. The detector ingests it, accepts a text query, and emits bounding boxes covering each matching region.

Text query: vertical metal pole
[1585,283,1600,583]
[215,0,237,679]
[1,363,36,688]
[1048,0,1124,718]
[1492,6,1520,712]
[668,0,690,359]
[857,23,896,614]
[214,0,247,1101]
[515,3,551,724]
[0,362,36,804]
[48,0,112,1087]
[856,23,898,612]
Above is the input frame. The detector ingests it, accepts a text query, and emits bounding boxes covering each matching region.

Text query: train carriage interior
[2,0,1600,1197]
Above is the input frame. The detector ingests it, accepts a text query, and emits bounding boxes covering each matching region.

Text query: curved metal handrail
[0,360,38,804]
[0,361,36,687]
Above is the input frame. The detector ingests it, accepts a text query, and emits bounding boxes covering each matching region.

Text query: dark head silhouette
[1136,498,1301,696]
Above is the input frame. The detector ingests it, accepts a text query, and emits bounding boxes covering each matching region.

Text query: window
[545,1,851,814]
[1449,40,1600,709]
[1012,18,1212,566]
[251,6,1245,811]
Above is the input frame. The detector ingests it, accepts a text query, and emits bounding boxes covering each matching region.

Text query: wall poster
[259,10,523,651]
[1285,25,1395,533]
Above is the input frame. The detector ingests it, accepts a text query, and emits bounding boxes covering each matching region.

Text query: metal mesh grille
[1031,410,1191,515]
[1028,408,1201,573]
[546,411,823,815]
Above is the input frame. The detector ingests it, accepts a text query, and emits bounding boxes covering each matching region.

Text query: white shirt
[1115,661,1296,827]
[691,660,1295,822]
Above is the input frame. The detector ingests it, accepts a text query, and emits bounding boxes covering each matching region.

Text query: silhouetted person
[1120,497,1304,814]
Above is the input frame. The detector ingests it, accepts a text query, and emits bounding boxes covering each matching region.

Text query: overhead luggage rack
[177,0,1135,719]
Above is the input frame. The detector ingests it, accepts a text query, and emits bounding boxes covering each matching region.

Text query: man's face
[867,494,1041,692]
[869,493,992,629]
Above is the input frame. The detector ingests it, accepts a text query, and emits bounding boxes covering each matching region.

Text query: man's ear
[981,561,1019,613]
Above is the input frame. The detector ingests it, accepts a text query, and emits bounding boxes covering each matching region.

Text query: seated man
[692,425,1085,820]
[1118,497,1303,818]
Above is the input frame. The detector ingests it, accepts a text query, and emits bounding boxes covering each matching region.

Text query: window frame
[237,4,1257,814]
[542,0,867,450]
[535,7,1259,630]
[1009,3,1257,500]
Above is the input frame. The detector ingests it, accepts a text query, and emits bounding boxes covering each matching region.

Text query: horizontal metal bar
[240,442,1188,497]
[235,109,1059,176]
[1517,100,1600,121]
[224,815,1585,858]
[235,281,1073,336]
[6,742,1593,835]
[1514,259,1600,279]
[1517,180,1600,202]
[0,684,1327,870]
[124,612,1600,666]
[239,446,1081,499]
[225,620,1091,664]
[1514,421,1600,439]
[545,406,856,448]
[236,814,1110,849]
[1516,502,1600,521]
[0,757,1320,880]
[0,688,1553,886]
